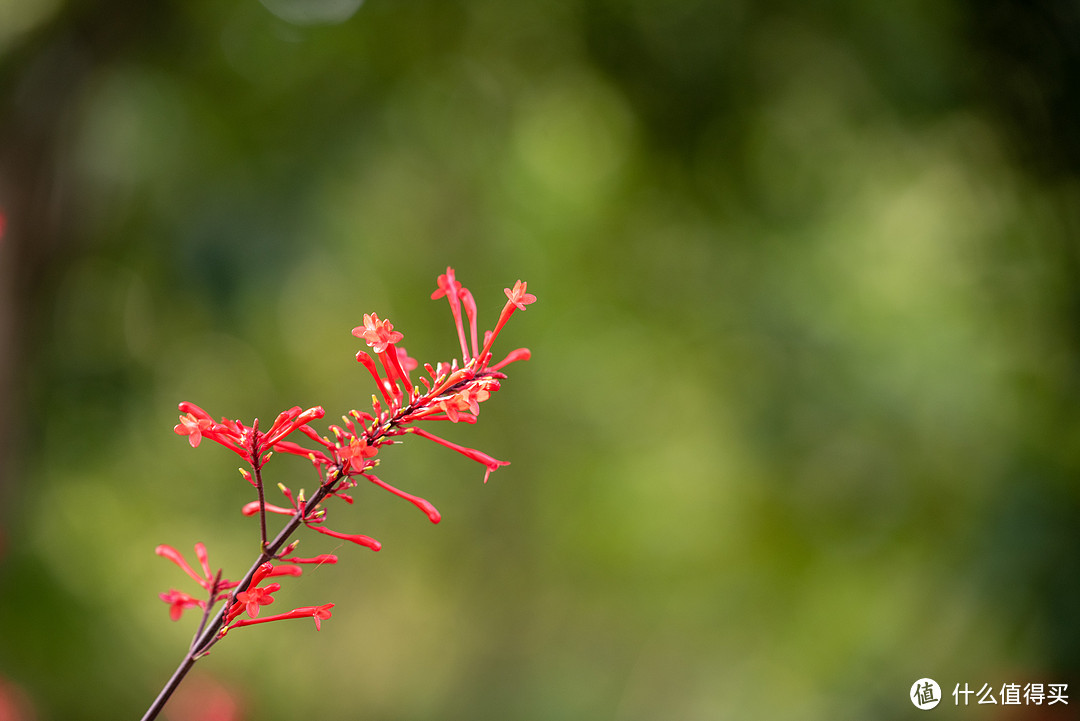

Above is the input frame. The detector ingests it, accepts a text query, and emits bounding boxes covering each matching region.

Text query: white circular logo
[911,678,941,710]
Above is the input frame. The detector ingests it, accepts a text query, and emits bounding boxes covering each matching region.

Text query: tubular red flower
[433,385,488,423]
[295,423,333,449]
[505,280,537,310]
[265,406,326,446]
[235,582,280,618]
[272,440,332,465]
[438,398,460,423]
[353,313,404,354]
[396,346,418,374]
[174,413,212,448]
[461,288,479,360]
[338,436,377,473]
[241,501,295,517]
[432,267,470,360]
[264,564,303,577]
[381,345,413,396]
[491,347,531,371]
[428,367,470,399]
[249,562,275,589]
[306,603,335,631]
[159,589,204,621]
[420,413,479,424]
[309,525,381,551]
[227,603,335,631]
[194,543,212,581]
[363,473,441,523]
[175,402,329,468]
[156,544,212,589]
[281,554,339,565]
[174,405,251,460]
[431,267,463,301]
[266,406,301,441]
[355,350,393,406]
[479,280,535,361]
[177,402,213,422]
[406,427,509,483]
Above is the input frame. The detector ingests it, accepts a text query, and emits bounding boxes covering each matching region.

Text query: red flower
[364,473,440,523]
[173,402,324,466]
[219,563,274,625]
[309,524,382,551]
[479,280,537,360]
[157,543,214,590]
[263,564,303,577]
[504,280,537,310]
[271,439,332,466]
[227,603,335,631]
[235,582,280,619]
[352,313,404,354]
[339,436,377,473]
[156,268,536,666]
[159,589,204,621]
[156,544,238,620]
[306,603,335,631]
[396,346,419,373]
[407,427,509,483]
[430,268,463,301]
[241,501,295,517]
[436,386,490,423]
[280,554,339,565]
[491,347,531,371]
[431,267,471,360]
[264,406,326,447]
[174,413,212,448]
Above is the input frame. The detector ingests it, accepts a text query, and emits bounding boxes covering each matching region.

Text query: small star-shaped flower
[504,280,536,311]
[352,313,404,354]
[235,582,280,618]
[174,412,213,448]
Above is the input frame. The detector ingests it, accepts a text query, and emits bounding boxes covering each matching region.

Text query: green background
[1,0,1079,719]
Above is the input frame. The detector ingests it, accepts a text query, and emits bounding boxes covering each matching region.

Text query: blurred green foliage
[1,0,1079,719]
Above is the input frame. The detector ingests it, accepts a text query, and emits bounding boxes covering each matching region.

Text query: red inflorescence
[159,268,534,640]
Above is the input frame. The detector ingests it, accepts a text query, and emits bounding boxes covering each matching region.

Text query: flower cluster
[156,268,534,659]
[156,544,319,638]
[173,405,325,462]
[219,562,334,635]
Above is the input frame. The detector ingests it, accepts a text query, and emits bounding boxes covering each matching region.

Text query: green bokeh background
[1,1,1079,719]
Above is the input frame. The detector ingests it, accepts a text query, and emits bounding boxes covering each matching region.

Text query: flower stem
[253,460,268,550]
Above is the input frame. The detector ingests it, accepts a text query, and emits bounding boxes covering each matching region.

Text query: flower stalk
[142,269,535,720]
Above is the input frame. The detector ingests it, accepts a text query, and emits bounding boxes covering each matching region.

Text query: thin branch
[140,476,340,721]
[253,460,268,550]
